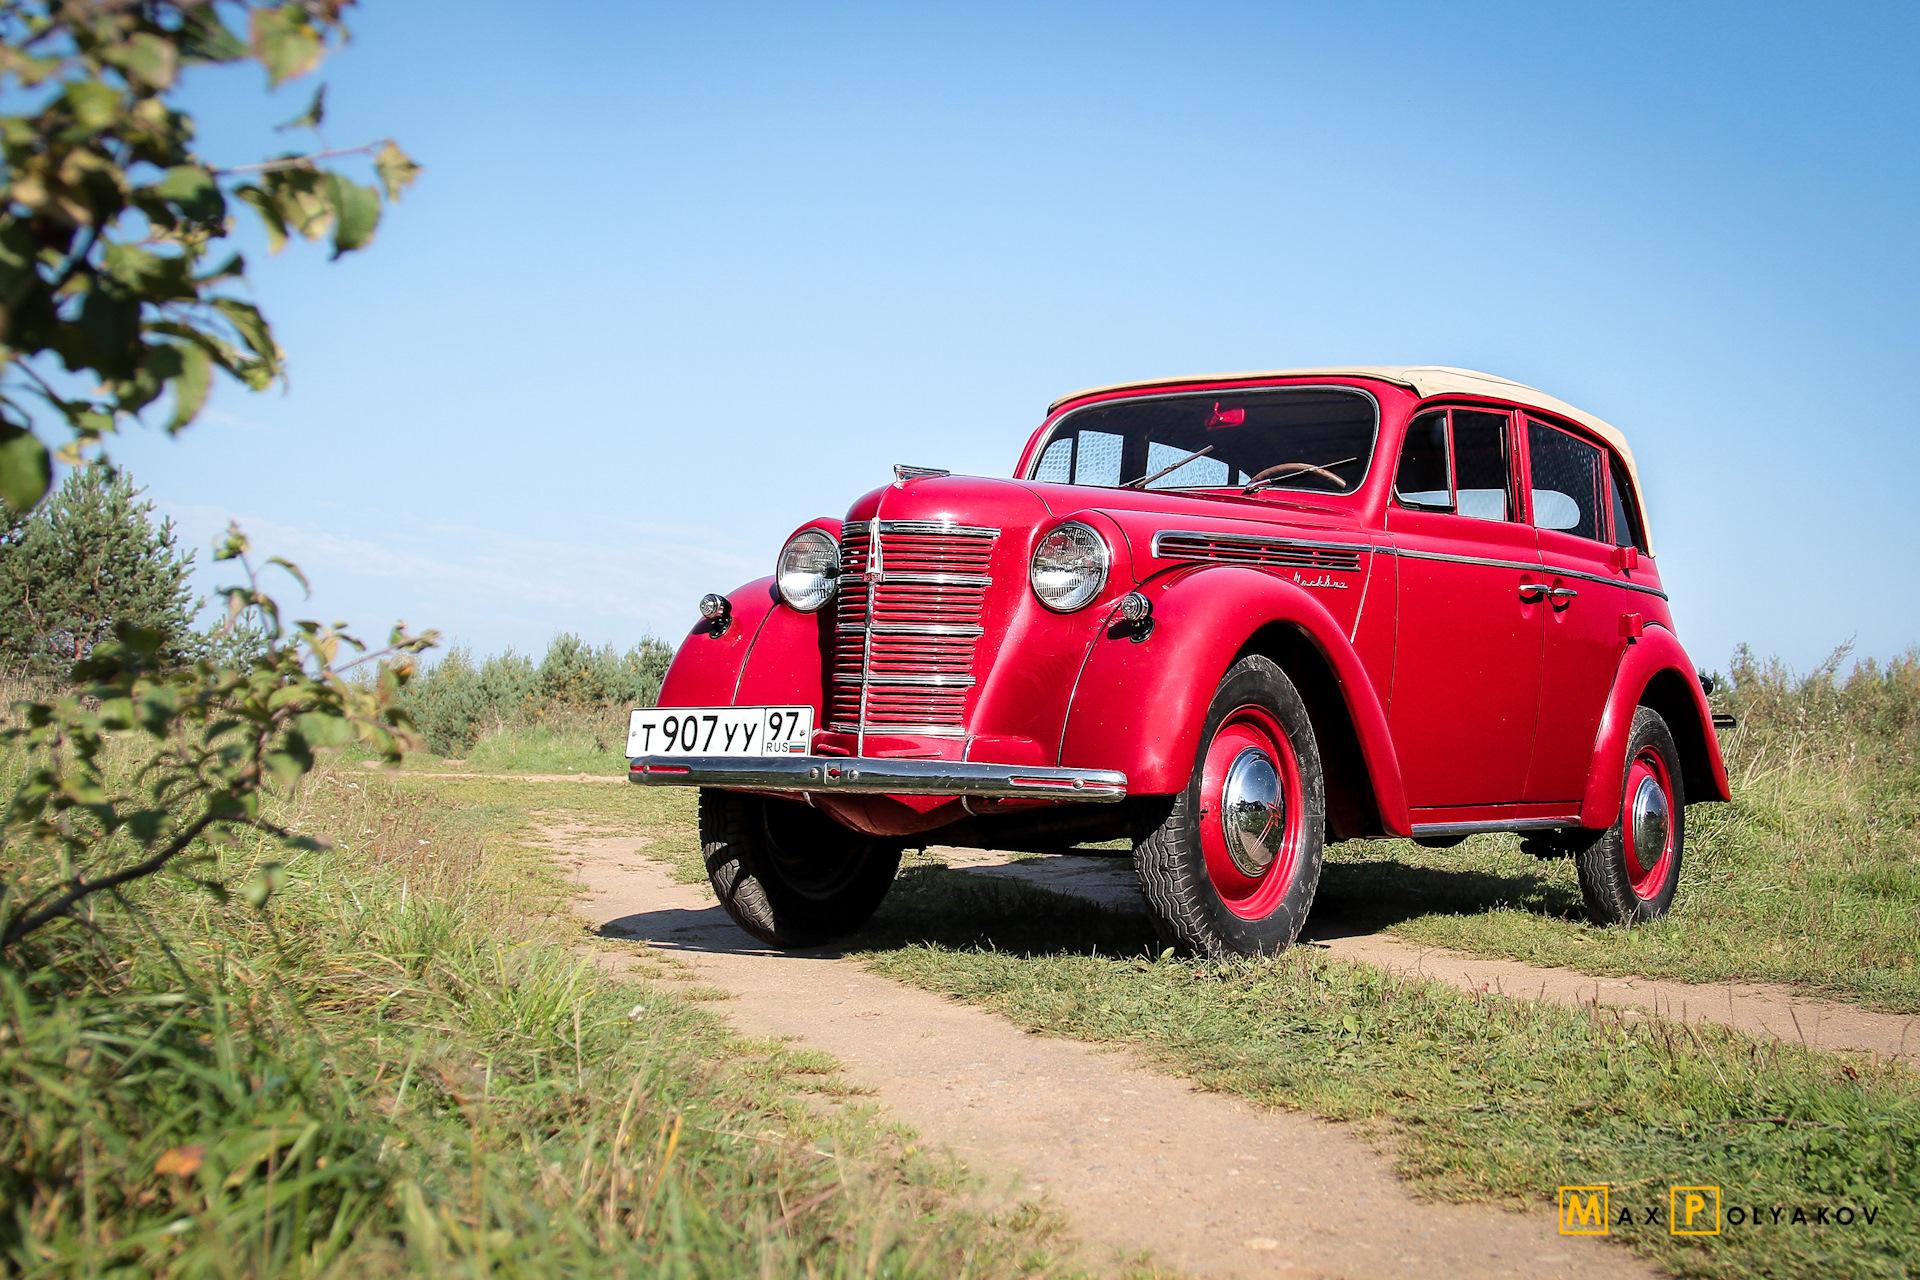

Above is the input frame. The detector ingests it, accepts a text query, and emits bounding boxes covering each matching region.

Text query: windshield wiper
[1125,444,1214,489]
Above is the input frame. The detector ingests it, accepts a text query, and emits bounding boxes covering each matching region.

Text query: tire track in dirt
[933,848,1918,1068]
[548,825,1656,1280]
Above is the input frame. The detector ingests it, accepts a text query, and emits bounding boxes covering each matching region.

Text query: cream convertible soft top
[1049,366,1651,551]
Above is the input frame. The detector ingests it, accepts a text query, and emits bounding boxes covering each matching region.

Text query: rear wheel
[1574,706,1686,925]
[1134,655,1326,957]
[700,790,902,947]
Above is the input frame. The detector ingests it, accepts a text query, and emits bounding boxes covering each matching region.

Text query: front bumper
[628,755,1128,802]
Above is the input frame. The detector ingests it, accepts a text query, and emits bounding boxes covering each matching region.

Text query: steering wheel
[1243,461,1350,494]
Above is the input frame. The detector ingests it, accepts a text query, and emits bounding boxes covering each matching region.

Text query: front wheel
[1134,655,1326,957]
[1573,706,1686,925]
[700,790,902,947]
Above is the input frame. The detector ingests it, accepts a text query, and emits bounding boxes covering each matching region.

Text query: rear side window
[1609,457,1646,551]
[1527,419,1605,542]
[1393,407,1515,522]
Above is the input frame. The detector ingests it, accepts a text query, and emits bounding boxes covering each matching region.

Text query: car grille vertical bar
[832,520,999,740]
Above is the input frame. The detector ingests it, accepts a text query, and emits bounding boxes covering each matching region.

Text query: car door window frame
[1392,406,1521,523]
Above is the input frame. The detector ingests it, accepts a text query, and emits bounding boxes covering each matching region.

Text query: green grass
[1311,648,1920,1015]
[421,769,1918,1278]
[852,864,1917,1280]
[0,761,1097,1277]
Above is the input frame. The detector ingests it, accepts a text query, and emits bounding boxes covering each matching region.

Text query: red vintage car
[630,366,1730,957]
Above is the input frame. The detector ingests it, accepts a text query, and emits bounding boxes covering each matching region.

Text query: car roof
[1048,365,1652,549]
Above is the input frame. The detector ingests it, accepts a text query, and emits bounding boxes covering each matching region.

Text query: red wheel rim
[1197,703,1304,920]
[1622,746,1675,901]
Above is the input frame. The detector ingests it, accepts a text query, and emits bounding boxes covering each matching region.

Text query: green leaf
[373,141,422,202]
[267,556,310,597]
[79,286,142,374]
[166,341,212,432]
[194,252,246,285]
[178,8,249,63]
[242,862,286,909]
[64,81,122,131]
[0,422,52,512]
[294,710,353,748]
[263,745,310,784]
[108,32,180,90]
[233,184,289,254]
[214,522,250,561]
[154,166,225,222]
[250,7,324,88]
[210,298,278,367]
[324,174,380,257]
[278,84,326,131]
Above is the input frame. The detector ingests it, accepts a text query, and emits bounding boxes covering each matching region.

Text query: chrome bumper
[628,755,1128,802]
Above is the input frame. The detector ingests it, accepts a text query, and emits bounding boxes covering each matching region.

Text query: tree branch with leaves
[0,1,434,952]
[0,0,420,511]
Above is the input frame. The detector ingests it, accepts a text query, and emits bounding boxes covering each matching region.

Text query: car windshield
[1028,387,1377,496]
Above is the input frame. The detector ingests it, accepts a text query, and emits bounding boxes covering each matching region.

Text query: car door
[1384,408,1546,808]
[1522,418,1643,803]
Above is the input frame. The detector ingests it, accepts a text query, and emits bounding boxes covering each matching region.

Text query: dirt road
[552,825,1656,1280]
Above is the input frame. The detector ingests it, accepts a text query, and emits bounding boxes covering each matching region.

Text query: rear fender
[1058,564,1409,834]
[1578,623,1731,826]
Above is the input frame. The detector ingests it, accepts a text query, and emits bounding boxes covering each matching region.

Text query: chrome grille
[1152,529,1364,573]
[830,520,999,740]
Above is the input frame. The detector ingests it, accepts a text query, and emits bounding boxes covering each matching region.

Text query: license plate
[626,705,814,758]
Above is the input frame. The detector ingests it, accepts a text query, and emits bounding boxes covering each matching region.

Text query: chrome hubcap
[1221,747,1285,876]
[1630,774,1670,866]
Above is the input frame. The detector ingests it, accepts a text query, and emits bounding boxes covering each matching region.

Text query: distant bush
[400,634,673,757]
[1719,642,1920,783]
[0,466,199,678]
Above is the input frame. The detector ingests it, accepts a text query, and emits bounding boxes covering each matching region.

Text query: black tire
[1574,706,1686,925]
[699,790,902,947]
[1134,654,1326,957]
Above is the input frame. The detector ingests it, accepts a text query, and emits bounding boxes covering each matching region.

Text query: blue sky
[103,0,1920,674]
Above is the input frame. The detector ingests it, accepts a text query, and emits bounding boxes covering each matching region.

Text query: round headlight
[777,528,840,612]
[1030,521,1109,612]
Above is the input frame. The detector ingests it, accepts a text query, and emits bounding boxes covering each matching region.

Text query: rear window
[1030,387,1377,496]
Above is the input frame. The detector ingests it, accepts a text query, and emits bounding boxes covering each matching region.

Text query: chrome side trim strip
[1151,528,1373,558]
[1146,528,1668,600]
[1540,563,1669,600]
[1410,817,1579,836]
[1391,546,1670,600]
[630,755,1128,802]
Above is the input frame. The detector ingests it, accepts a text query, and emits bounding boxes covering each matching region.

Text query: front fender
[656,576,781,707]
[1578,623,1731,826]
[1057,565,1409,829]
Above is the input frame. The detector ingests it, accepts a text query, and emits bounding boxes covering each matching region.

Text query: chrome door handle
[1548,586,1579,599]
[1519,582,1550,596]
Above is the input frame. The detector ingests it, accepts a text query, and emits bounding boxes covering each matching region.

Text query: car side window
[1608,457,1646,551]
[1527,419,1605,541]
[1394,410,1451,509]
[1394,408,1515,521]
[1451,410,1513,521]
